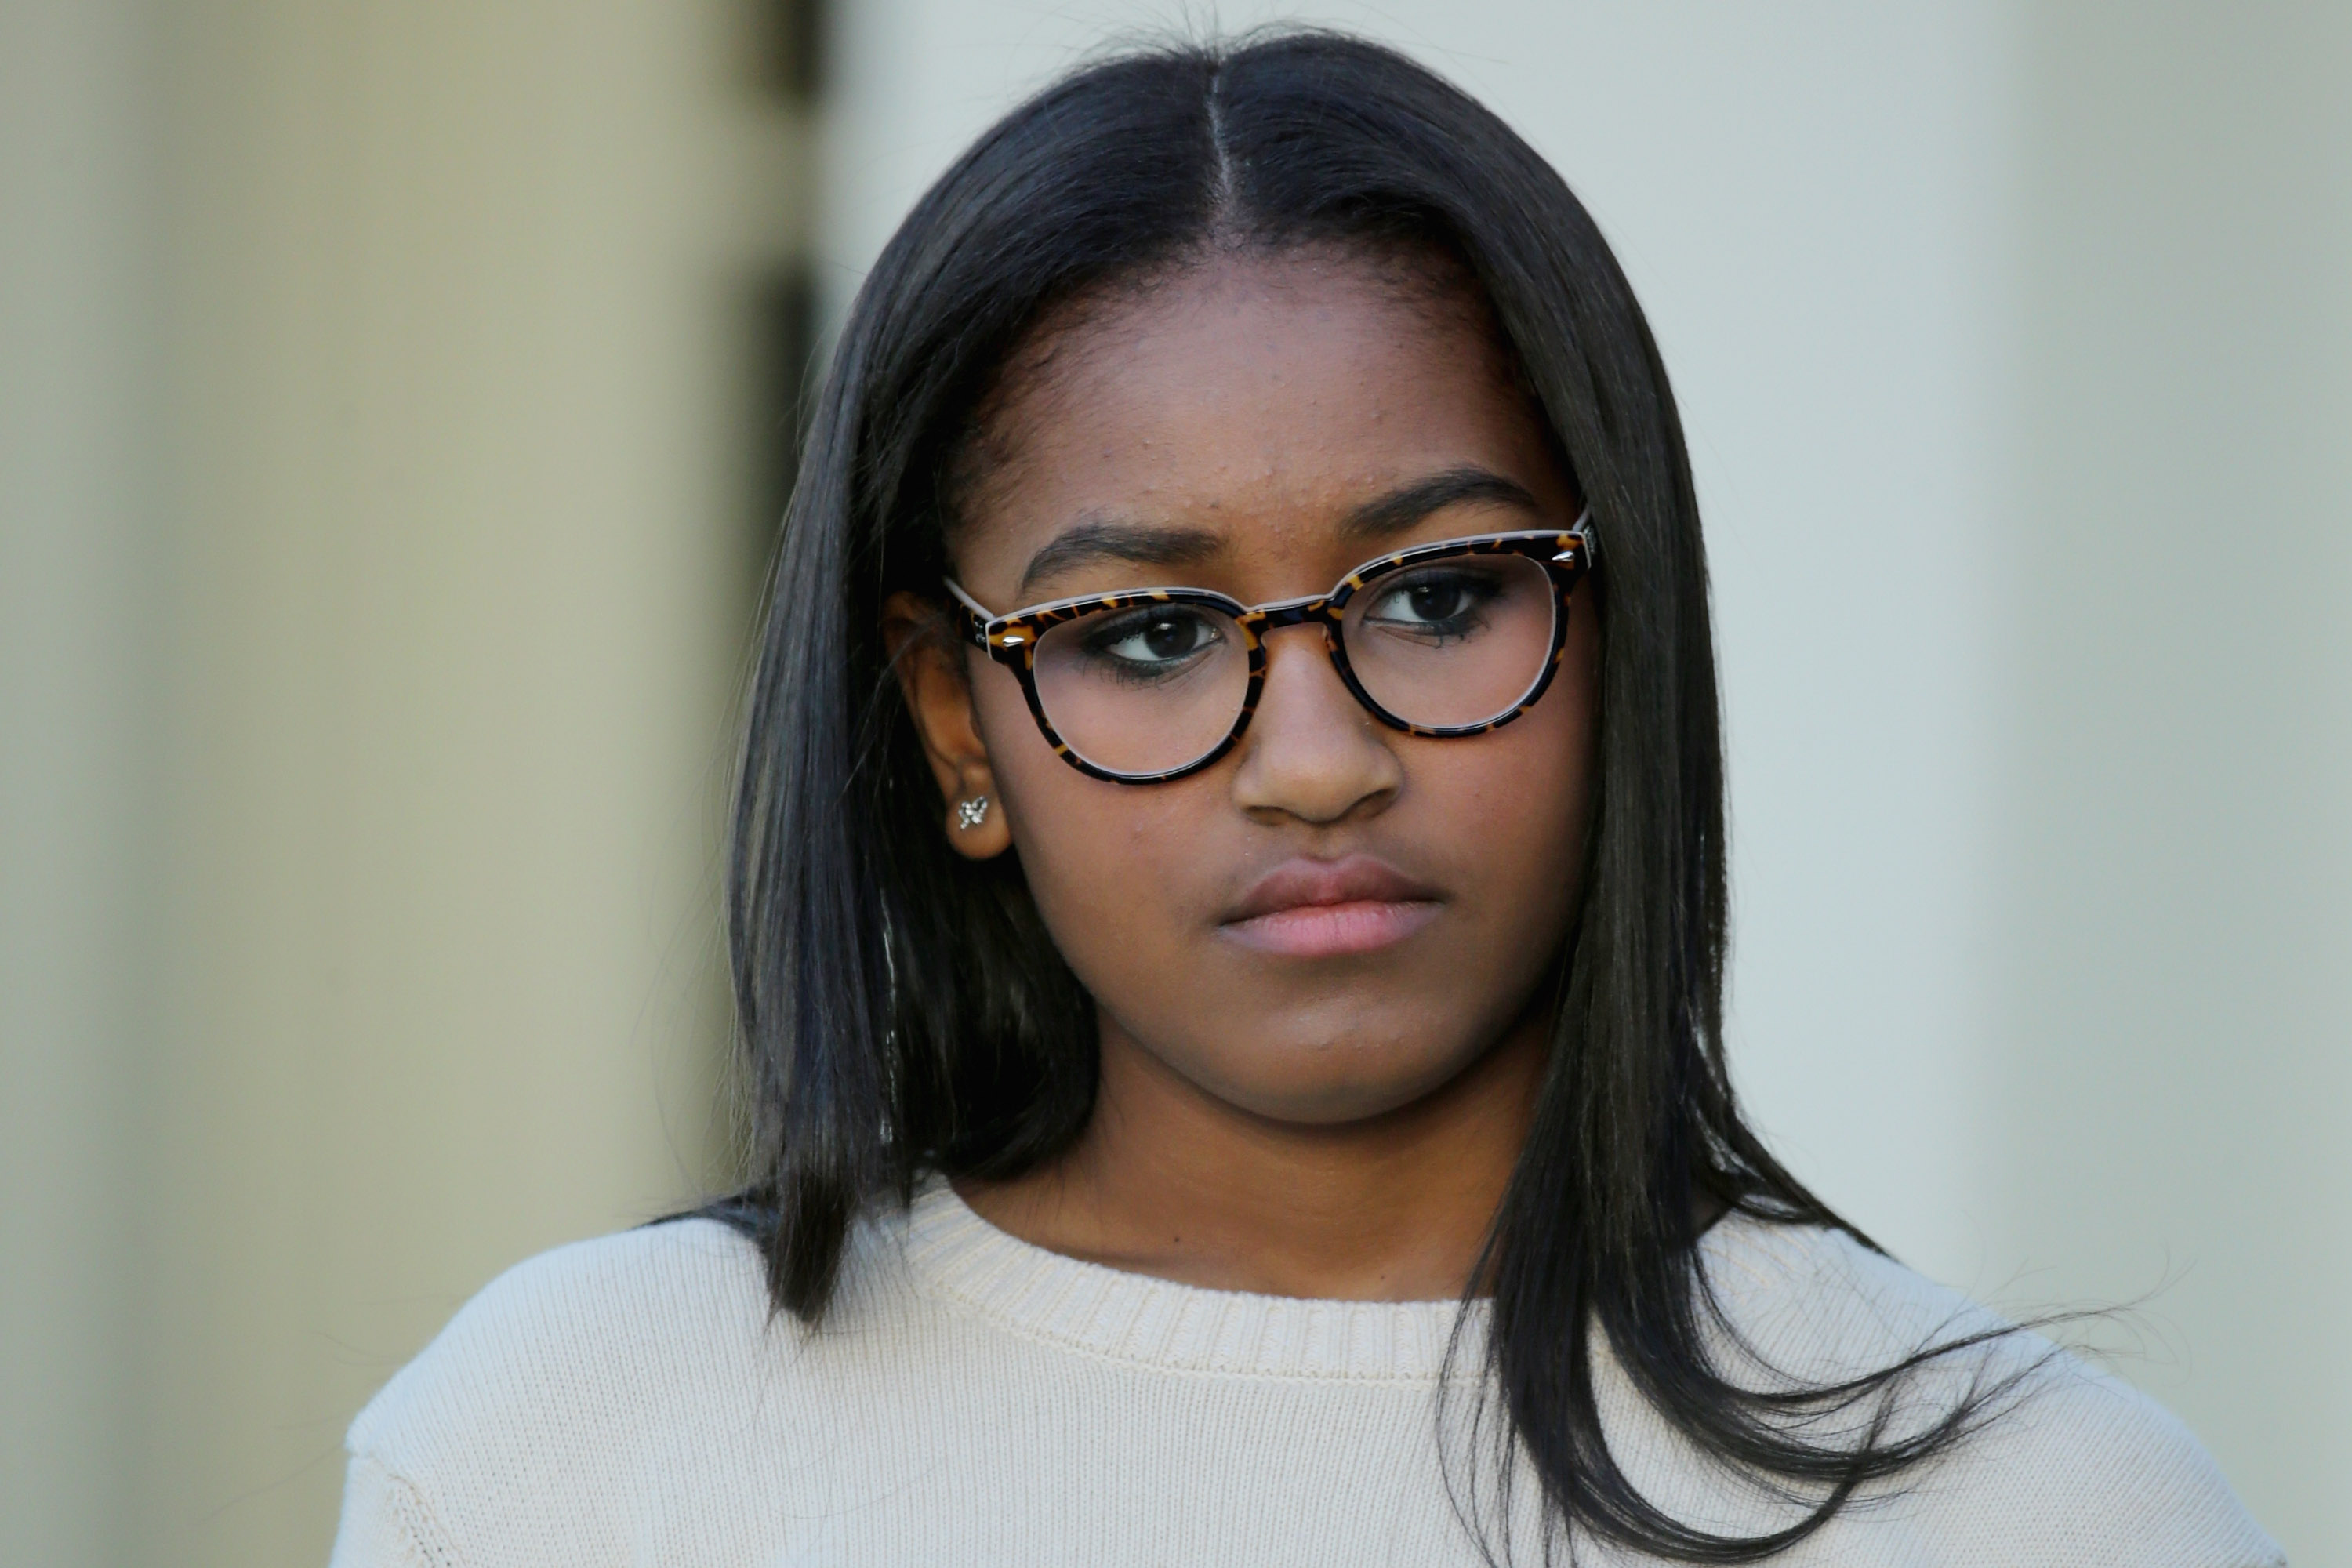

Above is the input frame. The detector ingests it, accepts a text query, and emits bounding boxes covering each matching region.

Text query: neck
[956,1009,1549,1301]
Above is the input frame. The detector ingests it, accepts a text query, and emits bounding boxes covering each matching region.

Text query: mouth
[1218,854,1444,958]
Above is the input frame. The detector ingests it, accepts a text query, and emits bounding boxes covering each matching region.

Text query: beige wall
[3,5,811,1566]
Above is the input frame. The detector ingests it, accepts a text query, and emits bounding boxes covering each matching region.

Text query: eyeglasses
[945,513,1595,783]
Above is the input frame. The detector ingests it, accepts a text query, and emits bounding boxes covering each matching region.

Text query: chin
[1208,1043,1481,1127]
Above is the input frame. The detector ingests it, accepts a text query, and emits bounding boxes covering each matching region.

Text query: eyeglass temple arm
[1559,507,1597,564]
[942,579,999,646]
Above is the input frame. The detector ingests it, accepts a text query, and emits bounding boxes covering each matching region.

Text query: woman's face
[893,247,1598,1127]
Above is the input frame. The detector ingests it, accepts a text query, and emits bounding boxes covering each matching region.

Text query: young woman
[331,33,2279,1567]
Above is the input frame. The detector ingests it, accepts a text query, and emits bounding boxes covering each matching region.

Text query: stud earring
[956,795,990,831]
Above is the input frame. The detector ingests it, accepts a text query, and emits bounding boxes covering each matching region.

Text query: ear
[881,590,1014,859]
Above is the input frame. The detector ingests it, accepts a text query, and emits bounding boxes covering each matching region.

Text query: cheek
[1412,670,1596,942]
[968,666,1221,948]
[1473,672,1592,821]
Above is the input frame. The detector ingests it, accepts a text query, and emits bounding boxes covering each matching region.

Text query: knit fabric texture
[330,1182,2283,1566]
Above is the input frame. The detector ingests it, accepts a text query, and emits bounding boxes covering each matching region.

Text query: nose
[1228,624,1403,824]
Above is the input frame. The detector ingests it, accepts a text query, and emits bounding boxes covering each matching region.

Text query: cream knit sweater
[331,1182,2281,1566]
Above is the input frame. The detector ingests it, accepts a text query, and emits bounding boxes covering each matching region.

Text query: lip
[1218,855,1444,958]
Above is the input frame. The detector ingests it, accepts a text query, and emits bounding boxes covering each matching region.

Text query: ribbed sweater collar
[901,1179,1487,1382]
[896,1181,1809,1387]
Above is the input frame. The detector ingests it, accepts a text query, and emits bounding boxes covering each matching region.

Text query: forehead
[951,248,1560,587]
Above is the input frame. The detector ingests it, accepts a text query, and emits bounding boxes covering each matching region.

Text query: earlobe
[938,747,1013,860]
[945,782,1013,859]
[881,589,1014,859]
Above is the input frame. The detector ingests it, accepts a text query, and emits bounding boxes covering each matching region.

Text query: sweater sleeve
[328,1453,463,1568]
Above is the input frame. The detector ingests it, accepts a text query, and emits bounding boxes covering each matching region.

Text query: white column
[123,6,812,1564]
[0,5,155,1566]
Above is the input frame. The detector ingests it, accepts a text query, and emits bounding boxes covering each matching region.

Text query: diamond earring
[956,795,990,831]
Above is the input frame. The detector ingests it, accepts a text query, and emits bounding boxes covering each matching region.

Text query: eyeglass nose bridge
[1233,594,1342,648]
[1225,594,1370,750]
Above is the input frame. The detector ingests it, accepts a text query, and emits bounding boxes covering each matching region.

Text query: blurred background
[2,2,2344,1565]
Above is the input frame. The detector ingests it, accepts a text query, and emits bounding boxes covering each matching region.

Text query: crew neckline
[899,1178,1480,1381]
[895,1179,1809,1385]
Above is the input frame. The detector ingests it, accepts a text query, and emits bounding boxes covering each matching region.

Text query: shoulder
[339,1214,859,1566]
[1695,1216,2284,1566]
[347,1217,775,1472]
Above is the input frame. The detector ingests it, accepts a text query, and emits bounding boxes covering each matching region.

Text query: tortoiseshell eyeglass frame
[942,512,1596,785]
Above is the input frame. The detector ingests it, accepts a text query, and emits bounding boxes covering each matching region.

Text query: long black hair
[717,29,2019,1563]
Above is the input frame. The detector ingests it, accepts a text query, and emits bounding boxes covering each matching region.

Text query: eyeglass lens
[1027,552,1560,777]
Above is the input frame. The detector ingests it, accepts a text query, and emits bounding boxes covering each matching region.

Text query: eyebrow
[1014,466,1544,596]
[1018,517,1225,595]
[1338,466,1544,543]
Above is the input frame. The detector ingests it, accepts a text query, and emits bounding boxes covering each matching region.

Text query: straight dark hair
[715,29,2021,1563]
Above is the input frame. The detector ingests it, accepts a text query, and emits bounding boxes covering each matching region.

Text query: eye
[1081,606,1225,673]
[1361,567,1502,638]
